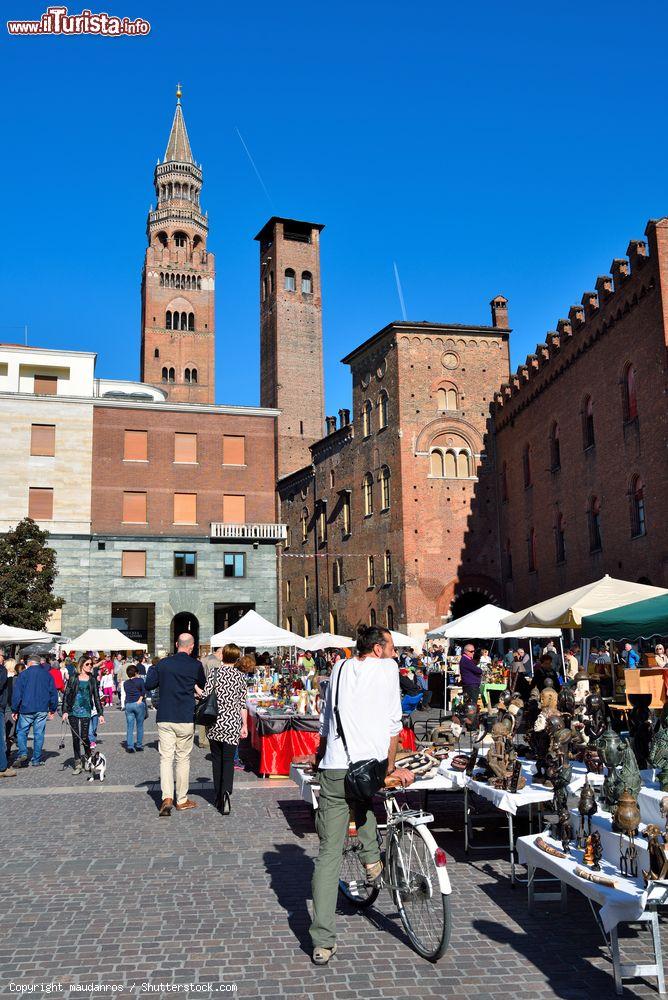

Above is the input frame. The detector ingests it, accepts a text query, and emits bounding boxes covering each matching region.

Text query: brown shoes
[159,798,174,817]
[175,799,197,811]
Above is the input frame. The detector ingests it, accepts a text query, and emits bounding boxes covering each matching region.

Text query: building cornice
[0,392,280,418]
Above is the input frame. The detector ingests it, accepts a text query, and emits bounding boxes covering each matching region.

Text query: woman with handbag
[198,643,248,815]
[62,655,106,773]
[123,664,146,752]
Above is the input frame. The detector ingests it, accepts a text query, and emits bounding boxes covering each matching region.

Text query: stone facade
[494,220,668,608]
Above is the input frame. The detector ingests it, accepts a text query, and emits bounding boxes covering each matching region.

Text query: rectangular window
[174,432,197,464]
[342,493,351,535]
[122,551,146,578]
[123,491,147,524]
[28,487,53,520]
[224,552,245,578]
[124,430,148,462]
[223,435,245,465]
[34,374,57,395]
[174,492,197,524]
[174,551,197,577]
[30,424,55,457]
[223,494,246,523]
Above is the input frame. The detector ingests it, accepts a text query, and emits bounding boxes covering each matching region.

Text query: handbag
[194,669,218,726]
[333,660,387,802]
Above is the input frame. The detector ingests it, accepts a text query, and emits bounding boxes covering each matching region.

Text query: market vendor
[532,653,562,692]
[458,644,482,704]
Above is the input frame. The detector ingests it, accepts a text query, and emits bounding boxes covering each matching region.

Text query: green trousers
[310,768,380,949]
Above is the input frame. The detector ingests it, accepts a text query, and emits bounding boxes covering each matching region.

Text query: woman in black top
[123,665,146,753]
[200,643,248,815]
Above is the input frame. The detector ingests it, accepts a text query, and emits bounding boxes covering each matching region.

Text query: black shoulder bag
[194,668,219,726]
[333,660,388,802]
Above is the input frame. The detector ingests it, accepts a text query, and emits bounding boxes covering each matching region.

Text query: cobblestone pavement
[0,710,663,999]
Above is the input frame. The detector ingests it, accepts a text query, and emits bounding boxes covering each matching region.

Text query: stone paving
[0,709,664,999]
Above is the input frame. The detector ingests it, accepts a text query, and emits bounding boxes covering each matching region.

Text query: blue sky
[3,0,667,410]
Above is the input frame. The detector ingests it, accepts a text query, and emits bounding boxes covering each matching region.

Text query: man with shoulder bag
[309,624,414,966]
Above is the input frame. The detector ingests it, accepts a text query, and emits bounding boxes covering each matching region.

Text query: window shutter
[28,487,53,519]
[223,494,246,523]
[223,435,245,465]
[174,432,197,463]
[124,430,148,461]
[174,492,197,524]
[123,492,147,523]
[30,424,56,456]
[34,374,58,395]
[122,551,146,577]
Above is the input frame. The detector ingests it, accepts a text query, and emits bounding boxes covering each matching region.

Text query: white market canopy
[427,603,562,640]
[501,575,668,632]
[0,623,54,644]
[299,632,355,652]
[61,628,148,652]
[210,610,303,649]
[390,629,418,649]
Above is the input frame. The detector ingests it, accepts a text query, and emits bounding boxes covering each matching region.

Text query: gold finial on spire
[176,82,182,103]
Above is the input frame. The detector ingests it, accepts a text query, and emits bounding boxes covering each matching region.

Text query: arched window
[174,232,187,248]
[622,362,638,422]
[342,492,351,534]
[300,507,309,542]
[269,270,274,293]
[555,511,566,564]
[191,368,197,383]
[262,277,267,302]
[184,369,191,383]
[301,271,312,294]
[188,312,195,330]
[161,367,168,383]
[175,182,181,197]
[333,559,343,591]
[363,473,373,516]
[430,449,445,477]
[437,385,458,410]
[550,422,561,471]
[456,451,470,478]
[367,556,375,588]
[172,312,179,330]
[523,443,532,488]
[588,496,602,552]
[630,475,646,538]
[369,609,377,626]
[528,527,537,572]
[175,274,181,289]
[165,310,172,329]
[582,395,595,449]
[501,461,508,502]
[170,274,175,288]
[380,466,390,509]
[505,539,513,581]
[167,183,173,199]
[386,606,394,629]
[168,367,175,383]
[445,450,457,478]
[154,348,160,359]
[362,400,372,437]
[197,277,202,290]
[180,311,187,330]
[284,268,296,292]
[378,390,389,429]
[159,273,164,287]
[384,550,392,584]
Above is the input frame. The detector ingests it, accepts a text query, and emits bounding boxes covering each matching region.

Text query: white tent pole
[558,634,565,681]
[529,644,534,677]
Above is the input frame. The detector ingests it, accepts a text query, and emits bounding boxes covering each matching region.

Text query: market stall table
[247,702,320,777]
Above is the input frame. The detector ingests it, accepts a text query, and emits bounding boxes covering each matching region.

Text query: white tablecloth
[467,760,555,816]
[290,763,319,808]
[568,803,652,875]
[517,831,648,933]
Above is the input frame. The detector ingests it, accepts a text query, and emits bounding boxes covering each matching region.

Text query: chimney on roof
[611,258,630,288]
[490,295,509,329]
[626,240,647,272]
[338,408,350,427]
[325,415,337,435]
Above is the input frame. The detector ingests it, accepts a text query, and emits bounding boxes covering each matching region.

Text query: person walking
[62,655,106,773]
[123,665,146,753]
[309,625,415,966]
[0,652,16,777]
[199,644,248,815]
[458,644,483,705]
[145,632,205,818]
[11,654,58,767]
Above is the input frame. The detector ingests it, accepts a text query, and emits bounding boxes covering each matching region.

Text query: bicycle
[338,788,452,961]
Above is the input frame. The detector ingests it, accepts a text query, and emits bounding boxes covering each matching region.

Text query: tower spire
[164,85,193,164]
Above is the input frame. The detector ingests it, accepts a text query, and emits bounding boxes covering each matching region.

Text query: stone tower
[255,217,325,478]
[140,86,215,403]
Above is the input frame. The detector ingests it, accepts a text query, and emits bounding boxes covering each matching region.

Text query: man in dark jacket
[458,644,483,705]
[145,633,206,817]
[0,652,16,777]
[11,654,58,767]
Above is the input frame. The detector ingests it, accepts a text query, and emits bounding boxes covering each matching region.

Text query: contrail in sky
[235,127,275,210]
[393,261,408,321]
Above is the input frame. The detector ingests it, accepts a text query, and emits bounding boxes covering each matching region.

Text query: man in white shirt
[309,625,414,965]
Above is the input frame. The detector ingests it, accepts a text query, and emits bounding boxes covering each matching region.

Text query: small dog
[84,750,107,782]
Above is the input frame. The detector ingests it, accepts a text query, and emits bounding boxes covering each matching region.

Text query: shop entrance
[214,603,255,635]
[171,611,200,656]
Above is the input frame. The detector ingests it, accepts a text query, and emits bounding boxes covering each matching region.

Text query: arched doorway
[171,612,200,656]
[449,589,492,621]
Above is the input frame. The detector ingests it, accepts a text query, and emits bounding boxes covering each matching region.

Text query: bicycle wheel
[388,823,452,961]
[338,831,380,908]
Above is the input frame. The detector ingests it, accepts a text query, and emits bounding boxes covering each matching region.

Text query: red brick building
[494,219,668,609]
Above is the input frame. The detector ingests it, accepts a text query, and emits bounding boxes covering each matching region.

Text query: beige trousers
[157,722,194,805]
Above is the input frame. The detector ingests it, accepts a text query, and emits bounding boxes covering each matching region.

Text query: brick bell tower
[255,217,325,478]
[140,85,215,403]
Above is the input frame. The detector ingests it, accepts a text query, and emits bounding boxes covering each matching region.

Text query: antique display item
[642,825,668,885]
[576,777,598,849]
[598,724,641,808]
[628,693,653,770]
[613,789,641,878]
[574,866,617,888]
[535,836,568,859]
[649,708,668,792]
